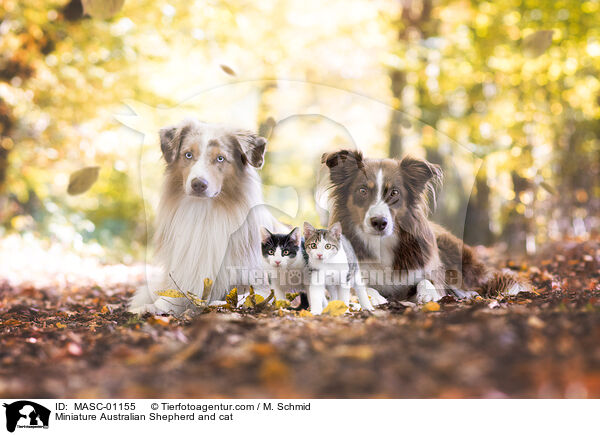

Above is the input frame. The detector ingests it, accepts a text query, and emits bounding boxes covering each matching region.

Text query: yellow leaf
[286,292,300,301]
[422,301,440,312]
[243,294,265,308]
[322,300,348,316]
[298,310,313,317]
[55,322,67,329]
[225,287,238,308]
[100,305,109,314]
[275,300,291,309]
[186,292,206,307]
[155,289,186,298]
[67,166,100,195]
[201,278,213,300]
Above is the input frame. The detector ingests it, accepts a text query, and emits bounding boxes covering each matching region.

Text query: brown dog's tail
[435,224,531,297]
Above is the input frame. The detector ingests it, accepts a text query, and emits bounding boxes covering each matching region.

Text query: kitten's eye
[325,244,331,249]
[358,187,368,196]
[185,152,193,159]
[390,189,399,197]
[282,250,289,256]
[268,249,274,255]
[310,243,317,249]
[216,155,225,163]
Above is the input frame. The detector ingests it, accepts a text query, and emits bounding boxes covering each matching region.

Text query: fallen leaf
[422,301,441,312]
[322,300,348,316]
[225,287,238,308]
[155,289,186,298]
[298,310,313,317]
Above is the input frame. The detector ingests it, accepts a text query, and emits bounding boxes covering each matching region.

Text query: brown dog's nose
[370,217,388,231]
[191,178,208,194]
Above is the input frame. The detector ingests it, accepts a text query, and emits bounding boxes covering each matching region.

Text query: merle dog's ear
[321,149,364,185]
[159,123,191,164]
[234,131,267,168]
[400,156,443,207]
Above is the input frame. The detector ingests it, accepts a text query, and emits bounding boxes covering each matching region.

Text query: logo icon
[3,401,50,433]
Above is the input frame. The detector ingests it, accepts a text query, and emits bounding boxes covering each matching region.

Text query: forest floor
[1,239,599,399]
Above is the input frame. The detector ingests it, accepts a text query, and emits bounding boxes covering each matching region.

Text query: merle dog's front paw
[416,280,444,304]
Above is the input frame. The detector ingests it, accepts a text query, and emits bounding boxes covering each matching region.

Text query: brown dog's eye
[390,189,399,197]
[185,152,193,159]
[358,187,368,195]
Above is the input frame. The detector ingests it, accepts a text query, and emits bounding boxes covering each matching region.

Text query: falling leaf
[422,301,440,312]
[220,64,236,75]
[322,300,348,316]
[155,289,186,298]
[67,166,100,195]
[81,0,125,19]
[225,288,238,308]
[522,30,554,58]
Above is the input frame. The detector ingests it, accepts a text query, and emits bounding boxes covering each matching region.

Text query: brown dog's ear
[159,123,191,164]
[400,156,443,206]
[234,131,267,168]
[321,149,364,185]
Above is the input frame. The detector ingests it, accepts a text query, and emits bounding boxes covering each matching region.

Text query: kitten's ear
[303,222,316,239]
[260,227,272,243]
[289,227,300,245]
[329,222,342,240]
[159,121,192,164]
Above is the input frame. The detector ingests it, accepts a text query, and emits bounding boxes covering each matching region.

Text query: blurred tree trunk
[387,0,432,158]
[463,163,493,246]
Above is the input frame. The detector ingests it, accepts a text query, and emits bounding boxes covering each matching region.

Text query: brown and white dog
[129,119,280,314]
[319,149,528,302]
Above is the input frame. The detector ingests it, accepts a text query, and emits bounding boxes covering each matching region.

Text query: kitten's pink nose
[317,254,323,259]
[275,260,281,266]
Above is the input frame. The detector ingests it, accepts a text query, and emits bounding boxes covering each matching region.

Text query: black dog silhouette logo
[3,401,50,432]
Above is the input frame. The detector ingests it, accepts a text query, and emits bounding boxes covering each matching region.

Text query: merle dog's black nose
[191,177,208,194]
[370,216,388,231]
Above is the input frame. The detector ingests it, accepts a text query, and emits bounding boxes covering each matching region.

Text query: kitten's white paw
[416,280,443,304]
[367,287,388,306]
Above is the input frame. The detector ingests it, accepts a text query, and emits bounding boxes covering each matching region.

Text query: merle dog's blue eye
[216,155,225,162]
[185,152,193,159]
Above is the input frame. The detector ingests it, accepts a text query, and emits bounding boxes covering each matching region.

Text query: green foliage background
[0,0,598,261]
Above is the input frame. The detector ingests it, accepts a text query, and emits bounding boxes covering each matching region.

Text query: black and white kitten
[261,227,306,301]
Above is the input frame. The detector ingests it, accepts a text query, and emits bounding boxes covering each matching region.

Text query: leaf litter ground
[0,239,599,398]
